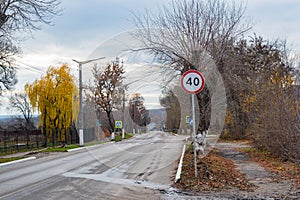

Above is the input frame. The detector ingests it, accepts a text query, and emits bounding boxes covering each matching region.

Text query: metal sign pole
[192,93,198,178]
[181,69,205,178]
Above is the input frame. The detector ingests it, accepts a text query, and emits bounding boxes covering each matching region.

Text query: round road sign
[181,70,205,94]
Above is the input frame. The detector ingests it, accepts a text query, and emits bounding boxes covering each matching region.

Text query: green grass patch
[242,147,271,158]
[185,143,194,152]
[85,141,106,146]
[42,144,81,152]
[113,133,133,142]
[0,157,24,163]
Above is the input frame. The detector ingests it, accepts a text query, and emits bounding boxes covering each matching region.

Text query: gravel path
[213,142,300,199]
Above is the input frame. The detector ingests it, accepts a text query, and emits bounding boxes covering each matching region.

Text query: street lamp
[122,79,139,137]
[72,57,105,146]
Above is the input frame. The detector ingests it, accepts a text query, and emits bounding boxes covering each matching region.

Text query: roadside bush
[113,133,133,142]
[250,84,300,164]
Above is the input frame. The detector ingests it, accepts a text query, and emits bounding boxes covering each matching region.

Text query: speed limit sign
[180,69,205,177]
[181,70,205,94]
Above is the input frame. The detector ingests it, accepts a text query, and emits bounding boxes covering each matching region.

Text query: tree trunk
[43,107,47,147]
[106,111,114,134]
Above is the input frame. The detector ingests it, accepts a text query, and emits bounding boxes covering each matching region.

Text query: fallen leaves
[174,148,255,192]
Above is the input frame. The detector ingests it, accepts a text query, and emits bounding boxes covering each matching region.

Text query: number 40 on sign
[180,70,205,94]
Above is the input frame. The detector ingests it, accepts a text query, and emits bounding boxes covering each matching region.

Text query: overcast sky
[1,0,300,115]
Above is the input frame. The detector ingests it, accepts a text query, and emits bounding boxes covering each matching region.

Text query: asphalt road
[0,131,185,200]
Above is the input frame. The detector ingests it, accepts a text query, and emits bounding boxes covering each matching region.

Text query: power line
[15,60,46,74]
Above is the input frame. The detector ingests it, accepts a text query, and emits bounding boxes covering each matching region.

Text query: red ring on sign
[180,70,205,94]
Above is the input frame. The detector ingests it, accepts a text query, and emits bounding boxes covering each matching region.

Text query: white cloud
[2,0,300,116]
[244,0,300,51]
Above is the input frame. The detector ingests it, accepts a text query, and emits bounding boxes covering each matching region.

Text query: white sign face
[181,70,205,94]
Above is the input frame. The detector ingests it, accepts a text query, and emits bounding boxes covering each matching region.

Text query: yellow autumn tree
[25,65,79,146]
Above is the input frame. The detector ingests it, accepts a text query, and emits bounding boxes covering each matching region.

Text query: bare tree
[0,0,61,36]
[8,93,34,128]
[0,0,61,95]
[129,93,151,127]
[133,0,250,134]
[8,92,34,146]
[133,0,299,163]
[0,39,17,95]
[160,90,180,132]
[86,60,126,134]
[133,0,250,69]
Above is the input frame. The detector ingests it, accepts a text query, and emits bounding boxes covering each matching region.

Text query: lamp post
[121,79,139,138]
[72,57,105,146]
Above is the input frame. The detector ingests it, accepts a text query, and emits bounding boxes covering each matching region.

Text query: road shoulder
[172,141,300,199]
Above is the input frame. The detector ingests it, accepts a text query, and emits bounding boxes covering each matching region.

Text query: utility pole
[122,87,126,139]
[72,57,105,146]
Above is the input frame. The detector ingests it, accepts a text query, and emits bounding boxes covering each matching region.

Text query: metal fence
[0,129,42,154]
[0,128,80,155]
[84,127,96,143]
[0,126,99,155]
